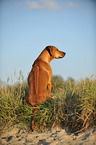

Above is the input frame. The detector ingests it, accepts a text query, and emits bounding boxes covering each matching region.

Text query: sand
[0,124,96,145]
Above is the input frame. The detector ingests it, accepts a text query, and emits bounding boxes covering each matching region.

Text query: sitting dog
[24,46,66,131]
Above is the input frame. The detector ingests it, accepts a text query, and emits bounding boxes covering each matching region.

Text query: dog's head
[46,46,66,61]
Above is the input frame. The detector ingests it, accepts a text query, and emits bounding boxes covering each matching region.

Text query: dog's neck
[38,49,51,64]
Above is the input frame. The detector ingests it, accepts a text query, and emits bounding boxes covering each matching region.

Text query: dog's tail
[31,108,37,131]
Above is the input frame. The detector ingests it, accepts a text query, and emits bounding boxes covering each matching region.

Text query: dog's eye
[57,49,58,51]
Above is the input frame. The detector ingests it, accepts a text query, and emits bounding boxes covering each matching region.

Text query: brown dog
[24,46,66,131]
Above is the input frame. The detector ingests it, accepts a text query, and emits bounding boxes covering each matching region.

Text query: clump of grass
[0,72,96,134]
[35,77,96,133]
[0,71,29,132]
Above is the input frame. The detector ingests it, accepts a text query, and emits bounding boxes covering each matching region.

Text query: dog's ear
[46,46,53,56]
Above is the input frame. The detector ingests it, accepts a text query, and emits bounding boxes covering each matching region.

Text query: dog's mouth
[56,52,66,59]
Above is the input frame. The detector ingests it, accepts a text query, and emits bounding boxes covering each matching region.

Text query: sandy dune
[0,124,96,145]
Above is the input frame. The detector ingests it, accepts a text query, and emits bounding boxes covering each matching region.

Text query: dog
[24,46,66,131]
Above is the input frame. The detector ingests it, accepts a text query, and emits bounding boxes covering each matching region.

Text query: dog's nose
[63,52,66,57]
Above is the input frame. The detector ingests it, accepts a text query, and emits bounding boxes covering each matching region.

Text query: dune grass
[0,72,96,134]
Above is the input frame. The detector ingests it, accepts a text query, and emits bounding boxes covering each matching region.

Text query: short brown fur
[24,46,66,131]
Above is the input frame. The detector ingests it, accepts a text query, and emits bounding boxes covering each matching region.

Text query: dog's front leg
[47,82,51,92]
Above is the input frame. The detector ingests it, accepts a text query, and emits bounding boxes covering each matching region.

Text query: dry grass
[0,72,96,134]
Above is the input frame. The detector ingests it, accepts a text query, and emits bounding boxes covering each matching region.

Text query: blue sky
[0,0,96,83]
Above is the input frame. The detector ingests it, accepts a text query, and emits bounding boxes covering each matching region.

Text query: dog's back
[26,58,51,106]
